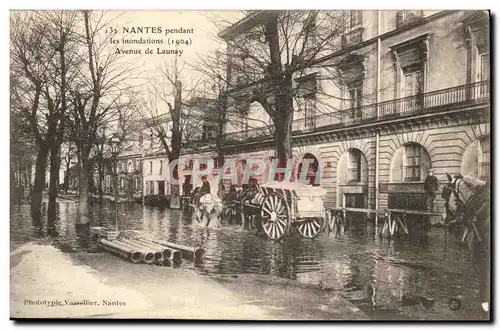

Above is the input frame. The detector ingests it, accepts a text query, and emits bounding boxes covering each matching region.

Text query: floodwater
[10,198,485,320]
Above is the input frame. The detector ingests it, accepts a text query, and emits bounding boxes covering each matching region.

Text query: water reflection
[10,200,482,319]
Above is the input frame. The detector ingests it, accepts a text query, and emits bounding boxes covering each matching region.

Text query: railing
[396,10,423,28]
[221,81,489,142]
[341,27,364,49]
[224,125,275,141]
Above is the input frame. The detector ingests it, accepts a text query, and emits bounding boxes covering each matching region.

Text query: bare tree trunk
[98,164,104,202]
[76,147,90,224]
[274,80,294,182]
[31,145,49,221]
[47,144,61,222]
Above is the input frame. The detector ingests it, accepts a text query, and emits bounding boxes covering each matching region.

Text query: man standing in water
[424,168,439,229]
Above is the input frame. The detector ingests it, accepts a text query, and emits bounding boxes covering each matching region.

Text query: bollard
[116,239,156,264]
[98,239,143,264]
[153,239,204,262]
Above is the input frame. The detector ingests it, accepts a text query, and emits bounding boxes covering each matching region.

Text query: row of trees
[10,10,140,224]
[11,9,371,221]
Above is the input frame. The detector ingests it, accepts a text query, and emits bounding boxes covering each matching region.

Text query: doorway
[158,180,165,196]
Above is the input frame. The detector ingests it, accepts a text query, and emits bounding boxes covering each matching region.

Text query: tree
[211,11,379,178]
[65,10,137,224]
[138,57,202,205]
[10,11,83,223]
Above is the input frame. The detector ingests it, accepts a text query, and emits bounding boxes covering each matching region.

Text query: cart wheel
[296,217,325,239]
[260,192,290,240]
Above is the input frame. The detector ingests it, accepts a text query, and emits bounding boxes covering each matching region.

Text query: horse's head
[442,172,486,223]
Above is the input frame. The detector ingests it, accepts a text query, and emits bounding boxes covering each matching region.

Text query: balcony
[219,81,489,143]
[341,27,364,49]
[396,10,423,28]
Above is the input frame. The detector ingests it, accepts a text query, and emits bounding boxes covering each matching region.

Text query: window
[396,10,423,28]
[304,13,317,56]
[480,53,490,82]
[404,144,421,181]
[479,137,490,180]
[390,34,430,111]
[134,176,139,190]
[348,81,363,119]
[149,161,153,175]
[136,158,141,171]
[139,135,143,147]
[350,10,362,29]
[159,160,163,175]
[296,74,318,127]
[403,65,424,109]
[202,124,216,140]
[304,94,316,127]
[348,150,362,182]
[128,161,133,173]
[477,52,490,98]
[120,177,125,189]
[149,134,153,149]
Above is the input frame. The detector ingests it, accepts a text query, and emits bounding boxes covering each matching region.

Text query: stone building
[190,10,490,224]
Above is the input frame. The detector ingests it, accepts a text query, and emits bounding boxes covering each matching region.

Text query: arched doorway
[297,153,320,186]
[462,135,490,181]
[388,142,432,228]
[336,148,368,209]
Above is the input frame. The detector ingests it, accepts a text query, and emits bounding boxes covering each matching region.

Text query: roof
[218,11,280,40]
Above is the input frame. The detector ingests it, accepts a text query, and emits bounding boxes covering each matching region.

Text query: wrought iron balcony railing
[341,27,364,49]
[396,10,424,28]
[220,81,489,142]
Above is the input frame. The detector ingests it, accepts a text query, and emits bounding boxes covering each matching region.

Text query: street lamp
[109,133,121,231]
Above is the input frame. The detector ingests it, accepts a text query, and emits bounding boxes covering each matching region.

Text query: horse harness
[444,176,490,245]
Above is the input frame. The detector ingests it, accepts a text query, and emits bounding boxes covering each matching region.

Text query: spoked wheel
[260,192,290,240]
[295,217,325,239]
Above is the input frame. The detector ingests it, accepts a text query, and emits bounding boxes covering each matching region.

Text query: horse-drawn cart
[222,182,329,240]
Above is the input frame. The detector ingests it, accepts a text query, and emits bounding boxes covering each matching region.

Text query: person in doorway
[424,168,439,229]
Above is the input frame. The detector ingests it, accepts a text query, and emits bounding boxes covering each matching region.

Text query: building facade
[185,10,490,224]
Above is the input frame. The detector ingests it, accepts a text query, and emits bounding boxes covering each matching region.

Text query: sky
[100,10,244,101]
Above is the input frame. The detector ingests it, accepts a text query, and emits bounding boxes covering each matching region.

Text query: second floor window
[149,161,153,175]
[159,160,163,175]
[350,10,362,29]
[304,93,316,127]
[403,64,424,110]
[128,162,133,173]
[348,81,363,119]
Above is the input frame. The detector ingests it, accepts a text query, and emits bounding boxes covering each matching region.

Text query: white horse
[442,173,490,315]
[191,193,224,228]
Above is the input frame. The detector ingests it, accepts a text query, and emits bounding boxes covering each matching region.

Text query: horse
[441,173,490,315]
[190,190,224,228]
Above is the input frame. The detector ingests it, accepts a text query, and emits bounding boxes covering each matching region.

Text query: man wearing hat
[424,168,439,229]
[193,175,211,204]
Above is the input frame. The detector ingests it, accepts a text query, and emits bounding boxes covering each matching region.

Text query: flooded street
[10,198,483,320]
